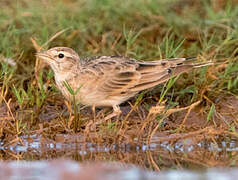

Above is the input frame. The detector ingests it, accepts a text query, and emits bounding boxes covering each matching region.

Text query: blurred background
[0,0,238,176]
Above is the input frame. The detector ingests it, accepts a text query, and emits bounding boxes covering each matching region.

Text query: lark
[36,47,211,120]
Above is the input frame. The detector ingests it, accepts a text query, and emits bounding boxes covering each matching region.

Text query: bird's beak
[35,51,52,61]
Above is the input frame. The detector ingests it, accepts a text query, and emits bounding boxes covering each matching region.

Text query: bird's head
[36,47,80,74]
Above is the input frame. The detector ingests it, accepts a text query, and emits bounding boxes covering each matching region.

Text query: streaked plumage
[36,47,211,119]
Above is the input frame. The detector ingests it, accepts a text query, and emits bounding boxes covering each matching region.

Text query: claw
[104,105,121,120]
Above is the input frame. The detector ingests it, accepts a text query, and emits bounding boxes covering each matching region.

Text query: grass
[0,0,238,145]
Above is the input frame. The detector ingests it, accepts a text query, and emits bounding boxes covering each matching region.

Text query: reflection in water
[1,160,238,180]
[0,134,237,170]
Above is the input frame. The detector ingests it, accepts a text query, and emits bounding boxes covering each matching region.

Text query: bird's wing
[81,56,141,96]
[81,56,209,95]
[128,58,196,92]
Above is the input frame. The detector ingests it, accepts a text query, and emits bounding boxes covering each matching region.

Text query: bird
[36,47,212,120]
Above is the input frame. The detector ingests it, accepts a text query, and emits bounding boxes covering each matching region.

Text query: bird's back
[71,56,208,107]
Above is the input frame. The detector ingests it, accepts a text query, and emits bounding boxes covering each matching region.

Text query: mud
[0,96,237,174]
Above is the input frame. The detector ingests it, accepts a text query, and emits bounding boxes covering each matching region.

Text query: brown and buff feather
[36,47,212,112]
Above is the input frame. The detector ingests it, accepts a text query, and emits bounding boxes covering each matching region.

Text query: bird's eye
[167,68,172,74]
[58,53,64,58]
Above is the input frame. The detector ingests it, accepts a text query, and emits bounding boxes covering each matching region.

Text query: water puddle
[1,134,237,170]
[1,160,238,180]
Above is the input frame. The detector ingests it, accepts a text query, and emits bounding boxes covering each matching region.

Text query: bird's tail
[183,57,213,68]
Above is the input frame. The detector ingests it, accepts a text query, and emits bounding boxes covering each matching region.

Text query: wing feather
[82,56,203,96]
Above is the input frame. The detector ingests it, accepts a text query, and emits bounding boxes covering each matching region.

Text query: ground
[0,0,238,166]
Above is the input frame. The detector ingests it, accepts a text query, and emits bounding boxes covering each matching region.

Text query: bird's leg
[96,108,109,118]
[89,105,121,127]
[91,105,96,122]
[104,105,121,121]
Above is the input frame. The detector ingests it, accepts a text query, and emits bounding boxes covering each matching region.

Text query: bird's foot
[103,105,121,121]
[86,105,121,131]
